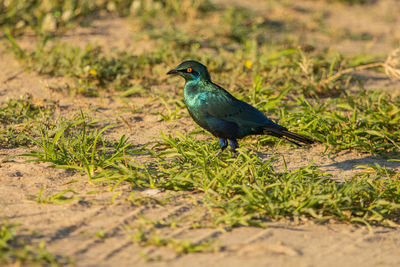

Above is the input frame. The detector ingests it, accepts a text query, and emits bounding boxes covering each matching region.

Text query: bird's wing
[202,84,282,129]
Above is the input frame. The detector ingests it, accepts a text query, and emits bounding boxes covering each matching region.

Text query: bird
[167,60,314,153]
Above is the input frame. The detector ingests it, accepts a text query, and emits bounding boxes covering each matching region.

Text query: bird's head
[167,60,211,82]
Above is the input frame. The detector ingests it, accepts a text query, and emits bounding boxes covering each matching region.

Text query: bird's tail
[280,130,314,147]
[263,128,314,147]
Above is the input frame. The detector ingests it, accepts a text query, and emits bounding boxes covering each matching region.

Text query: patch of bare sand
[1,1,400,266]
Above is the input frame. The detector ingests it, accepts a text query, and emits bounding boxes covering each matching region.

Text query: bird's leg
[229,139,239,154]
[219,138,228,150]
[215,138,228,157]
[207,138,227,164]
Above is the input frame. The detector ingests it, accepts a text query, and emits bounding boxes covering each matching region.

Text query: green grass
[0,0,370,38]
[0,97,54,148]
[0,0,214,35]
[143,133,400,227]
[126,213,217,259]
[4,0,386,99]
[131,225,215,255]
[1,0,107,35]
[156,79,400,155]
[5,34,385,100]
[23,113,142,178]
[22,119,396,227]
[0,220,69,266]
[30,186,79,204]
[256,90,400,154]
[4,35,163,96]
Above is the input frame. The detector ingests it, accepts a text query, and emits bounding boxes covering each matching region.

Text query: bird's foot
[206,138,228,163]
[229,139,239,157]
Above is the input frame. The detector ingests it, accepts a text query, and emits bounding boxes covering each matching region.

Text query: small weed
[0,97,54,147]
[5,38,161,95]
[29,186,79,204]
[158,97,185,122]
[131,225,215,254]
[95,229,110,240]
[0,220,69,265]
[23,114,139,178]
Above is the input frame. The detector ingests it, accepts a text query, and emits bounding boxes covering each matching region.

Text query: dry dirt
[1,0,400,266]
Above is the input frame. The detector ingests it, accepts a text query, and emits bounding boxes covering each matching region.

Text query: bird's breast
[184,83,207,110]
[183,86,210,129]
[184,93,207,120]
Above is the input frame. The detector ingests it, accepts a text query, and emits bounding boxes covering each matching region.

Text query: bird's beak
[167,69,178,75]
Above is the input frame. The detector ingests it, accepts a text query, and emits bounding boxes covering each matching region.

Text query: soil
[1,0,400,266]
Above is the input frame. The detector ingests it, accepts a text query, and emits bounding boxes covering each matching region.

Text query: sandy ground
[1,0,400,266]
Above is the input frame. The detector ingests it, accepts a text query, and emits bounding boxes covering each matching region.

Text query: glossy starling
[167,60,314,152]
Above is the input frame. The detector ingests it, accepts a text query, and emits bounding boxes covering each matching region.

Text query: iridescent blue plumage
[167,60,314,152]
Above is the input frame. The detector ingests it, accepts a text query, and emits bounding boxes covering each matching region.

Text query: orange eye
[187,67,192,73]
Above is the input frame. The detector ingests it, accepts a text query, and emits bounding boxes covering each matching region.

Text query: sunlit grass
[130,223,215,255]
[22,120,398,227]
[143,133,400,227]
[0,97,54,148]
[23,113,142,178]
[257,90,400,154]
[0,0,214,35]
[4,0,387,99]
